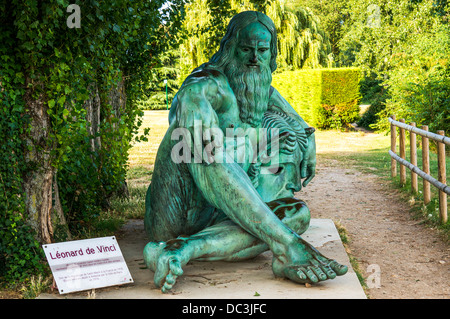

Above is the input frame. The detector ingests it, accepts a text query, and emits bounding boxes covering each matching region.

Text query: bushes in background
[375,23,450,134]
[272,68,362,130]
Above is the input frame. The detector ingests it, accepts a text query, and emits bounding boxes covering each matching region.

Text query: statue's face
[256,146,303,202]
[224,21,273,127]
[235,22,271,71]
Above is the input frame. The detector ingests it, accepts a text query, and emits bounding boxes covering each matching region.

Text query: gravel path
[299,159,449,299]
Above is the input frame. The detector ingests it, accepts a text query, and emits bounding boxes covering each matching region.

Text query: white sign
[43,236,133,294]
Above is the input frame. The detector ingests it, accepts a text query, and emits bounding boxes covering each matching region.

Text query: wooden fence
[388,115,449,224]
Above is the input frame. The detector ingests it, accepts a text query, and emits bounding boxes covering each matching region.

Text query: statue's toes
[329,260,348,276]
[161,273,178,293]
[169,256,184,276]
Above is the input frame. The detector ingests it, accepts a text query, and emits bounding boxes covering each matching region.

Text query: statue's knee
[267,198,311,235]
[283,203,310,235]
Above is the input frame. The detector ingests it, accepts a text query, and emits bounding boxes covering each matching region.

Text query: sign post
[164,79,168,110]
[43,236,133,294]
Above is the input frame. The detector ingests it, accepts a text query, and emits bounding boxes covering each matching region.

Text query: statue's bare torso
[145,68,249,240]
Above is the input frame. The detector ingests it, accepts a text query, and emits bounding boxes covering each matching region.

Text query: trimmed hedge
[272,68,362,129]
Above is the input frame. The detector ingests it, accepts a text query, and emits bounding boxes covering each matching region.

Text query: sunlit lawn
[127,110,170,169]
[127,111,447,179]
[123,111,448,226]
[127,112,394,175]
[316,129,448,180]
[315,130,392,173]
[109,111,169,219]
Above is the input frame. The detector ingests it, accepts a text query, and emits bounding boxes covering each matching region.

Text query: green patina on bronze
[143,11,348,293]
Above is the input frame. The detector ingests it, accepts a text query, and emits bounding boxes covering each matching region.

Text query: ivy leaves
[0,0,171,282]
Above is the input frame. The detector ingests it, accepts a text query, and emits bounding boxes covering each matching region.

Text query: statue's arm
[169,70,223,126]
[170,74,223,164]
[175,78,219,126]
[268,87,316,187]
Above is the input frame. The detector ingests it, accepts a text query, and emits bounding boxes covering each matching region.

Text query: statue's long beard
[224,61,272,127]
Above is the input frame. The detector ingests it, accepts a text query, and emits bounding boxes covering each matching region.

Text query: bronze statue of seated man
[143,11,348,293]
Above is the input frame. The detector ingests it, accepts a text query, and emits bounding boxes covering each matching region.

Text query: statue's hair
[261,110,310,154]
[208,11,278,73]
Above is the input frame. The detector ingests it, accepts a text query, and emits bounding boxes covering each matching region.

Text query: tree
[338,0,449,131]
[339,0,446,79]
[266,0,333,70]
[137,48,180,110]
[178,0,237,82]
[378,21,450,133]
[0,0,174,281]
[178,0,333,82]
[285,0,350,66]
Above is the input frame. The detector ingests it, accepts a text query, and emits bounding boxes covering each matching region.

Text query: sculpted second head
[248,111,314,202]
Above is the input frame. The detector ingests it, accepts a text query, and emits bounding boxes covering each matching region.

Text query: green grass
[335,220,369,291]
[117,111,449,237]
[108,111,170,220]
[128,110,169,169]
[110,177,149,219]
[314,130,392,174]
[316,130,448,179]
[314,129,449,237]
[107,110,169,220]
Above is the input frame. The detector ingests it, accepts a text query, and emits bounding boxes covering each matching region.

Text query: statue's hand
[300,133,316,187]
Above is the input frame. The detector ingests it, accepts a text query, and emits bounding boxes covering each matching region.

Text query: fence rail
[389,115,448,224]
[388,117,450,145]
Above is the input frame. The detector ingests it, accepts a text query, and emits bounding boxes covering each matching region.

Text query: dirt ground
[3,125,448,300]
[299,159,449,299]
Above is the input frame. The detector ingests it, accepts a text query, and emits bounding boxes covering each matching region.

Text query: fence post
[421,125,431,205]
[391,115,397,177]
[410,122,418,193]
[437,130,447,224]
[399,119,406,186]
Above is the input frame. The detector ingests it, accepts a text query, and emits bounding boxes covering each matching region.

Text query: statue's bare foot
[272,237,348,284]
[143,238,191,293]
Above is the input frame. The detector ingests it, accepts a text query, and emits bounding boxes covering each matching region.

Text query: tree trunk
[108,78,129,198]
[22,77,70,244]
[108,77,127,126]
[22,77,55,244]
[52,170,72,241]
[85,83,102,153]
